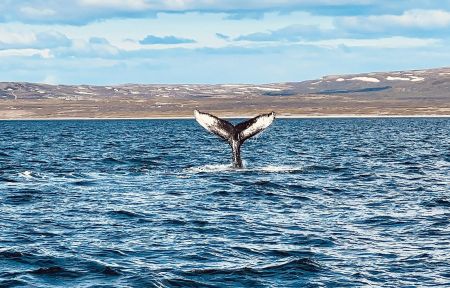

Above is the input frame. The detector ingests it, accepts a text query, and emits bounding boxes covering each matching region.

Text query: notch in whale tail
[194,110,275,168]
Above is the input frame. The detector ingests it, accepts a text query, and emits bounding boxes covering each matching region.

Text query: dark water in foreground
[0,118,449,287]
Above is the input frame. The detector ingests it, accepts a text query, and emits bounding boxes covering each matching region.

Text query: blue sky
[0,0,450,84]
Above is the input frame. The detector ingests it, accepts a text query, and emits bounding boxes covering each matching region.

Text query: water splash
[184,164,304,174]
[184,164,234,173]
[19,170,33,179]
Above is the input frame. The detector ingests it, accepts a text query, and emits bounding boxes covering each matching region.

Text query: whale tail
[194,110,275,168]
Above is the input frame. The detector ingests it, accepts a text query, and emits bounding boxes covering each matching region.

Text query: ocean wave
[71,180,98,186]
[157,277,217,288]
[0,248,121,276]
[108,209,143,218]
[423,197,450,208]
[0,176,19,183]
[183,257,321,277]
[0,248,32,261]
[0,279,27,287]
[5,189,42,204]
[30,266,82,278]
[101,157,125,164]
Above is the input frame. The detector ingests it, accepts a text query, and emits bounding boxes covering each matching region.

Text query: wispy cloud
[236,24,337,42]
[0,29,71,50]
[53,38,120,58]
[235,9,450,42]
[336,9,450,37]
[139,35,196,45]
[3,1,449,25]
[224,11,265,20]
[78,0,150,10]
[215,33,230,40]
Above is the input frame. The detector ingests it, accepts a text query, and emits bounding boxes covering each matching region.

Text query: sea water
[0,118,449,287]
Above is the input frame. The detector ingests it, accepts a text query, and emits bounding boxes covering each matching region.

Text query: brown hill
[0,67,449,118]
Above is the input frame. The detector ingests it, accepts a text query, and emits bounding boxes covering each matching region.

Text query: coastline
[1,114,450,120]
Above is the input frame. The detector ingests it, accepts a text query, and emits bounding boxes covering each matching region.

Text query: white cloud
[0,29,36,47]
[0,0,390,25]
[80,0,375,11]
[390,9,450,27]
[19,6,56,17]
[78,0,150,10]
[312,36,440,48]
[0,29,71,50]
[0,48,52,58]
[53,38,120,58]
[144,0,373,10]
[338,9,450,33]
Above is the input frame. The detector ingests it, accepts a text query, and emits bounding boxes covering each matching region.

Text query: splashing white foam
[185,164,234,173]
[184,164,303,174]
[19,170,33,179]
[259,165,304,173]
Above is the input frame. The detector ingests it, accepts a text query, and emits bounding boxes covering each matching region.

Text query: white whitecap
[184,164,303,174]
[185,164,234,173]
[259,165,304,173]
[19,170,33,178]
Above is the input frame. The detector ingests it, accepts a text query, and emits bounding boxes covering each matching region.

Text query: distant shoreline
[2,67,449,121]
[1,114,449,121]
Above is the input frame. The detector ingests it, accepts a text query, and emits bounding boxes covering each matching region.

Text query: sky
[0,0,450,84]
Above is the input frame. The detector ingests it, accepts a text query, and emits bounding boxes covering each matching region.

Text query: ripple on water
[423,197,450,208]
[101,157,125,165]
[0,151,11,157]
[29,266,82,278]
[182,257,321,278]
[71,179,98,186]
[108,209,143,219]
[5,189,42,204]
[0,176,19,183]
[0,248,122,281]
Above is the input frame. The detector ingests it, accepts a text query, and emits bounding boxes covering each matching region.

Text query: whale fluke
[194,110,275,168]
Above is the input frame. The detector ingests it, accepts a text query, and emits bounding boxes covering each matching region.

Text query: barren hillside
[1,67,449,118]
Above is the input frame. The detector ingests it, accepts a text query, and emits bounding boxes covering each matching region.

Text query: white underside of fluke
[239,112,275,140]
[194,110,231,139]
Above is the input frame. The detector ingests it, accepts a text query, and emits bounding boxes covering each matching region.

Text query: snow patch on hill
[253,87,282,91]
[410,76,424,82]
[386,76,411,81]
[386,75,425,82]
[350,77,380,83]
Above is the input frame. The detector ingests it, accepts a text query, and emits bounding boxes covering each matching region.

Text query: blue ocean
[0,118,449,287]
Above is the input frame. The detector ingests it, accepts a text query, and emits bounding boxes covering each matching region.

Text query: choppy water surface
[0,118,449,287]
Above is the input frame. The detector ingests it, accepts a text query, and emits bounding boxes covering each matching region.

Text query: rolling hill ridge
[1,67,449,118]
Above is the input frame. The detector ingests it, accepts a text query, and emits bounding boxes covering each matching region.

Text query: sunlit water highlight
[0,118,449,287]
